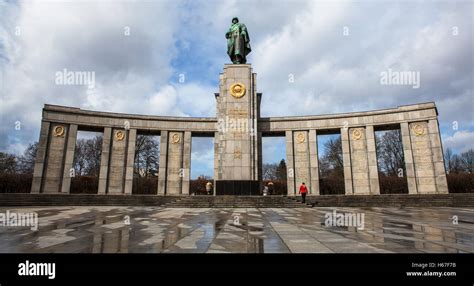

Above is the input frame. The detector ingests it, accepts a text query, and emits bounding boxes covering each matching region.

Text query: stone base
[215,180,260,195]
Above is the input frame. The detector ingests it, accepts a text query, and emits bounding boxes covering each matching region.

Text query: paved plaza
[0,207,472,253]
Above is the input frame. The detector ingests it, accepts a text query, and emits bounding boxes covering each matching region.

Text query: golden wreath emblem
[53,125,65,137]
[412,124,425,136]
[171,133,181,144]
[352,128,363,140]
[296,132,305,144]
[230,83,246,98]
[115,130,125,141]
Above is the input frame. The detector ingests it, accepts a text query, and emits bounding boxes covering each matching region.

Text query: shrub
[319,177,345,195]
[70,176,98,194]
[0,173,32,193]
[190,179,212,195]
[447,173,474,193]
[379,175,408,194]
[132,177,158,195]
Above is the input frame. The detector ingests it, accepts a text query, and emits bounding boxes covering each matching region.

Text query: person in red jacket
[299,182,308,203]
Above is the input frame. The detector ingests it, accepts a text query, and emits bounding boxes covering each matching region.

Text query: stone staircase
[162,195,312,208]
[291,193,474,207]
[0,194,177,207]
[0,193,472,208]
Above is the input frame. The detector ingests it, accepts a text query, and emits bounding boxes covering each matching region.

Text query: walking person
[268,182,274,195]
[206,181,213,195]
[263,185,269,196]
[299,182,308,203]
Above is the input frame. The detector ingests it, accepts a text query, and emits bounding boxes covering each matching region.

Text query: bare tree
[17,142,38,174]
[84,136,102,176]
[445,148,454,173]
[450,154,465,173]
[0,152,17,173]
[460,149,474,173]
[73,139,87,176]
[134,135,159,177]
[262,163,278,180]
[319,137,343,178]
[72,136,103,176]
[376,130,405,176]
[325,138,343,170]
[275,159,287,181]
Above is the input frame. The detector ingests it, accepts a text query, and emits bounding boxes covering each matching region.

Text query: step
[1,194,473,207]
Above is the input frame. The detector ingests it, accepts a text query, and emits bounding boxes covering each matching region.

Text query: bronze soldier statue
[226,17,251,64]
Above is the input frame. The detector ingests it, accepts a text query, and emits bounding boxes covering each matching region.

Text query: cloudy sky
[0,0,472,178]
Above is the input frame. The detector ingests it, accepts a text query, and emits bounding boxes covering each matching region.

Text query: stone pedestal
[408,121,448,194]
[33,123,76,194]
[214,64,261,195]
[107,129,136,194]
[286,129,320,196]
[157,130,191,195]
[31,121,51,193]
[98,128,112,194]
[166,131,185,195]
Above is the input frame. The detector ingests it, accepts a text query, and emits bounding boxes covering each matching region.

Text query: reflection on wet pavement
[0,206,472,253]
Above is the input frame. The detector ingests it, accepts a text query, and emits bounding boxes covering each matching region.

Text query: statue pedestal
[214,64,262,195]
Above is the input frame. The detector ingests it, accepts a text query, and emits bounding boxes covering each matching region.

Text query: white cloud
[147,85,182,116]
[250,1,473,121]
[442,131,474,153]
[0,0,472,156]
[1,0,180,153]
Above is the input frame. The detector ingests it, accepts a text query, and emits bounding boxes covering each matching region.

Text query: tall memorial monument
[214,64,261,195]
[214,17,260,195]
[30,17,449,196]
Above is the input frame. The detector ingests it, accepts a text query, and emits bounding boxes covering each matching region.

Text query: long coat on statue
[226,18,251,64]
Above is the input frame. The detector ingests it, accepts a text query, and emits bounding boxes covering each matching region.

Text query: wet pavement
[0,207,472,253]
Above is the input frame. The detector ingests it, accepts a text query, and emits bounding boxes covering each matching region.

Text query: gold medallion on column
[230,82,246,98]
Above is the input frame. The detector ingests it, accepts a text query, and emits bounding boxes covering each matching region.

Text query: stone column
[257,131,263,191]
[43,124,69,193]
[98,127,112,194]
[166,131,184,195]
[31,121,51,193]
[428,119,448,194]
[366,126,380,195]
[214,64,260,195]
[428,119,448,193]
[124,129,137,195]
[213,131,221,195]
[60,124,78,193]
[293,131,311,193]
[349,127,370,195]
[108,129,128,194]
[409,121,437,194]
[157,131,168,195]
[400,122,417,194]
[308,129,320,195]
[285,130,295,196]
[181,131,192,195]
[341,127,353,195]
